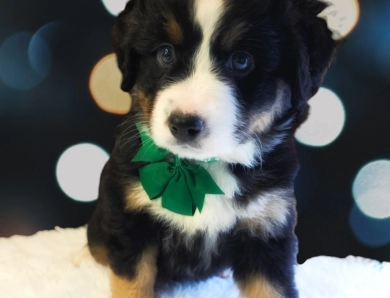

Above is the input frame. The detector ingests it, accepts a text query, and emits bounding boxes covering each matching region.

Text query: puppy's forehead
[163,0,225,46]
[194,0,224,34]
[162,0,225,48]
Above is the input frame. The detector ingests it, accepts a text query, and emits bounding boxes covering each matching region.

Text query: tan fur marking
[89,245,109,266]
[125,184,150,212]
[238,275,283,298]
[238,190,292,238]
[221,22,249,49]
[164,15,183,45]
[137,90,153,119]
[249,83,288,134]
[110,248,157,298]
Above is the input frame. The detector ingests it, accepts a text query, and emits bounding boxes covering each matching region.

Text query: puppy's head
[113,0,337,165]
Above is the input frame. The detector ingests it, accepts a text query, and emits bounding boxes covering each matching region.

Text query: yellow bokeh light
[89,53,131,115]
[318,0,360,40]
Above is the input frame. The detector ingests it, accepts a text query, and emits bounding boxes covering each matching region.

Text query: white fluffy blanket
[0,227,389,298]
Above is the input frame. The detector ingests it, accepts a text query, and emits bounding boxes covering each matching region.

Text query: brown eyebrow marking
[220,21,250,50]
[164,14,184,45]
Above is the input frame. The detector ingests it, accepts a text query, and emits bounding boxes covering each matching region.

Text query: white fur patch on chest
[128,161,239,239]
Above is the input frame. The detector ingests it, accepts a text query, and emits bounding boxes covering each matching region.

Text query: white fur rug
[0,227,389,298]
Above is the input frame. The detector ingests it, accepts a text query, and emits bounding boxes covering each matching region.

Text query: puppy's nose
[168,113,204,142]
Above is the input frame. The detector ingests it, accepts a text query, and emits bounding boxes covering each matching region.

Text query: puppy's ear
[112,0,139,92]
[292,0,339,111]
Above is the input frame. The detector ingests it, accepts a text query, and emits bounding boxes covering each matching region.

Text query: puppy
[87,0,338,297]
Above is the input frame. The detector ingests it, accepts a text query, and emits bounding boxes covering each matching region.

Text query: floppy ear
[111,0,139,92]
[292,0,339,110]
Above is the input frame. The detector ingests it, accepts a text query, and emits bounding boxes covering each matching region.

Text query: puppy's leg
[88,206,159,298]
[237,275,284,298]
[232,232,298,298]
[110,247,157,298]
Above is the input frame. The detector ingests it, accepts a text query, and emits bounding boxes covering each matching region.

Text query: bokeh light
[32,22,66,46]
[89,53,131,115]
[295,88,346,147]
[101,0,128,16]
[56,144,109,202]
[352,160,390,219]
[0,22,63,91]
[28,34,51,77]
[29,22,65,76]
[349,204,390,247]
[0,32,50,90]
[318,0,360,40]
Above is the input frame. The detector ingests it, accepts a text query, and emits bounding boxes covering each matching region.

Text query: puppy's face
[113,0,336,165]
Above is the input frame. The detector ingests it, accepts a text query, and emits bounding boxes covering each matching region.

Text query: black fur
[88,0,338,297]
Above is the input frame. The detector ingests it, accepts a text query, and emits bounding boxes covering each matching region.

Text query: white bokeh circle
[101,0,128,16]
[352,160,390,219]
[56,143,109,202]
[318,0,360,40]
[295,88,346,147]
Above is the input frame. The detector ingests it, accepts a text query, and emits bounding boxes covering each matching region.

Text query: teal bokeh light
[349,204,390,247]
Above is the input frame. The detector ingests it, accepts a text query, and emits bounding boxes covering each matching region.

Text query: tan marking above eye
[164,15,184,45]
[220,22,249,50]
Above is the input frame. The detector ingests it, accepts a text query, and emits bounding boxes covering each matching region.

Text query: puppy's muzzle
[168,112,205,142]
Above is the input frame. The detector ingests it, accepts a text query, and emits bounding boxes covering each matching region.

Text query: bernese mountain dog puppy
[87,0,338,297]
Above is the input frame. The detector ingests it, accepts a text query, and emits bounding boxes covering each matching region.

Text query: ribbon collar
[131,124,224,216]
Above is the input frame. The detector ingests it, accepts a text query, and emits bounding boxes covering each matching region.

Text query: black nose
[168,113,204,142]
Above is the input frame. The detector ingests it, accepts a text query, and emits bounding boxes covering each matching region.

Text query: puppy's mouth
[176,142,202,150]
[165,139,211,160]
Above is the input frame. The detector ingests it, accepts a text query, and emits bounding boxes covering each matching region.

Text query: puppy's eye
[229,52,254,74]
[157,45,175,67]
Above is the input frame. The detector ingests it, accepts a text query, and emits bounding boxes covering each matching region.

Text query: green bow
[131,124,224,216]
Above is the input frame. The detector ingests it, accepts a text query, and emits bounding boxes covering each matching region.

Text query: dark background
[0,0,389,264]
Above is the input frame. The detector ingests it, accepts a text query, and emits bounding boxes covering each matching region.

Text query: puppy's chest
[127,161,291,241]
[128,162,240,237]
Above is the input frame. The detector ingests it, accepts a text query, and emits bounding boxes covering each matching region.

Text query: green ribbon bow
[131,124,224,216]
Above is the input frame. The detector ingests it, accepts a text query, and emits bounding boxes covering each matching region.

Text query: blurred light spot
[90,53,131,115]
[28,34,51,76]
[295,88,345,147]
[101,0,128,16]
[0,33,47,90]
[376,33,390,81]
[33,21,67,47]
[27,21,65,76]
[318,0,360,40]
[352,160,390,219]
[348,1,390,81]
[56,144,109,202]
[349,204,390,247]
